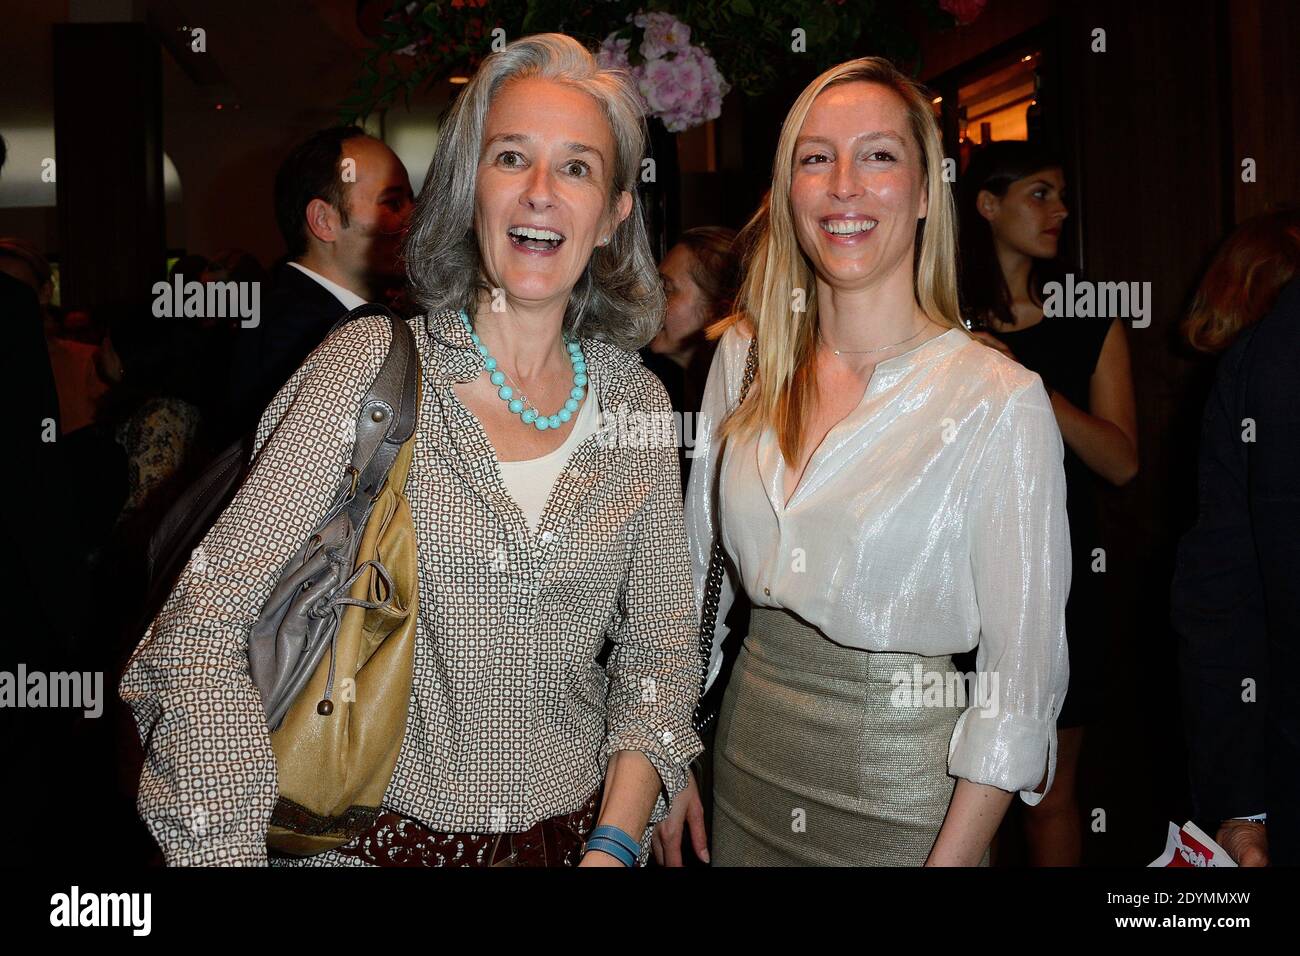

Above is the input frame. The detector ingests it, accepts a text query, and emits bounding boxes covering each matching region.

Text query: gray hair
[404,32,664,351]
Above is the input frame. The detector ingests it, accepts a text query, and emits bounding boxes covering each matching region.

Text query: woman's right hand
[652,768,709,866]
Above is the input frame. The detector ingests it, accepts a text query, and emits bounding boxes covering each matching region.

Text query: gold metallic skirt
[713,607,973,866]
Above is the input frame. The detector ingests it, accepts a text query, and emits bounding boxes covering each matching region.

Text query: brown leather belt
[330,789,603,867]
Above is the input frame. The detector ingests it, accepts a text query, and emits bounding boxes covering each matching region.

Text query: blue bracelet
[584,836,637,867]
[589,824,641,859]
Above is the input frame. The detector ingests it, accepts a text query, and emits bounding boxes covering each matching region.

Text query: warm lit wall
[1228,0,1300,222]
[0,0,450,283]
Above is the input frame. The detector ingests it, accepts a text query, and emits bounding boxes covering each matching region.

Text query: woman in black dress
[958,142,1139,865]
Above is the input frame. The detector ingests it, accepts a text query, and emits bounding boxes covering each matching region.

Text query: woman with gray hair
[120,32,702,867]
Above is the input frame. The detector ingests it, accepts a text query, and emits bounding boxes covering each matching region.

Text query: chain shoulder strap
[692,332,758,733]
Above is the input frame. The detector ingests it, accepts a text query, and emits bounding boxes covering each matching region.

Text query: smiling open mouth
[508,226,566,251]
[820,219,878,236]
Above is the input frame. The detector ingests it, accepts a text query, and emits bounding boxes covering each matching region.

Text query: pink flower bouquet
[597,11,731,133]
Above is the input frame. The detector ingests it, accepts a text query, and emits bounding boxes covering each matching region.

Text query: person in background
[0,136,63,659]
[225,126,414,439]
[0,237,109,434]
[197,249,266,446]
[200,247,265,285]
[1172,207,1300,867]
[957,141,1138,866]
[169,252,211,284]
[642,226,741,489]
[97,309,206,527]
[0,135,76,853]
[94,299,225,711]
[645,228,740,410]
[641,226,740,866]
[59,307,101,344]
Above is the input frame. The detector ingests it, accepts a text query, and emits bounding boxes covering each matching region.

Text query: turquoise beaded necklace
[458,309,588,431]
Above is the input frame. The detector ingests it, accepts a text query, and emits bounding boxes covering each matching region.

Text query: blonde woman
[666,58,1070,866]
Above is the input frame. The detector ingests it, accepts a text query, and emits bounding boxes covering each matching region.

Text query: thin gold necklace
[824,323,926,355]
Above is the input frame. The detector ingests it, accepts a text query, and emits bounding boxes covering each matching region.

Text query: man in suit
[1173,275,1300,867]
[226,126,413,438]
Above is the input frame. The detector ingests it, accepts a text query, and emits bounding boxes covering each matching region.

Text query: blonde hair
[713,57,964,465]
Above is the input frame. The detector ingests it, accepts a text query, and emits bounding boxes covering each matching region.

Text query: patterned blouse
[120,308,704,866]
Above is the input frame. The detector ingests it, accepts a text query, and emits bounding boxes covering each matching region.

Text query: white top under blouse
[684,322,1072,806]
[498,368,601,534]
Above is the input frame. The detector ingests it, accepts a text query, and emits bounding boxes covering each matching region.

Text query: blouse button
[541,530,554,544]
[763,587,771,596]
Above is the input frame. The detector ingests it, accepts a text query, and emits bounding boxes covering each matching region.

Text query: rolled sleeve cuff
[947,707,1056,806]
[599,719,703,820]
[598,721,702,866]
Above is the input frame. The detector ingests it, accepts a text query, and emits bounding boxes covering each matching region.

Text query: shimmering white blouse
[684,323,1071,805]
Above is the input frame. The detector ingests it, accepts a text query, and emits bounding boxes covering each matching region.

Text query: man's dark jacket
[225,261,352,440]
[1173,276,1300,865]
